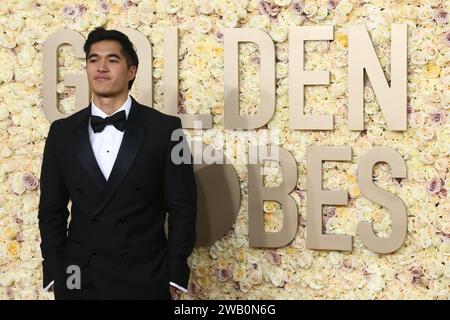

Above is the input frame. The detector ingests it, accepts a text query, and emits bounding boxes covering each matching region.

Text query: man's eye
[109,60,118,63]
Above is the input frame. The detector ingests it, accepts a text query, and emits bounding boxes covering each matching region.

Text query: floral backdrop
[0,0,449,300]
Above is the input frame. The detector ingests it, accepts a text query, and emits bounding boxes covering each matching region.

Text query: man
[38,27,197,300]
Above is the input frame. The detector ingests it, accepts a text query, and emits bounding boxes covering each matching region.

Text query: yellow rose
[4,223,19,239]
[233,264,246,282]
[349,183,361,198]
[6,241,20,259]
[426,62,441,78]
[335,33,348,48]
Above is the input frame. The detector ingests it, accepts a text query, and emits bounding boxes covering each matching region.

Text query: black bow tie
[90,110,127,133]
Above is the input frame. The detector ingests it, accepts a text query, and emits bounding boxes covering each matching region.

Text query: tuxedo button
[91,218,97,224]
[90,250,97,257]
[121,251,129,260]
[121,218,128,225]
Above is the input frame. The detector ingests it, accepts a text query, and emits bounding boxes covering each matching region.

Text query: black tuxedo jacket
[38,96,197,299]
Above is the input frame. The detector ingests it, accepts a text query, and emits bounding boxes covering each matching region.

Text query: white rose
[335,0,353,15]
[296,251,313,268]
[0,273,13,287]
[367,274,385,292]
[428,261,445,279]
[138,2,155,25]
[0,65,14,83]
[269,25,288,43]
[276,62,288,79]
[364,86,375,102]
[330,82,346,98]
[59,96,75,114]
[198,0,214,14]
[250,15,270,29]
[17,45,35,67]
[222,12,238,28]
[0,106,9,120]
[7,14,23,31]
[316,6,328,20]
[194,16,212,34]
[302,2,318,17]
[162,0,179,14]
[275,0,292,6]
[306,274,325,290]
[9,172,25,195]
[421,41,439,61]
[126,7,140,28]
[434,158,448,172]
[417,5,434,22]
[269,266,285,287]
[328,252,343,267]
[0,33,17,48]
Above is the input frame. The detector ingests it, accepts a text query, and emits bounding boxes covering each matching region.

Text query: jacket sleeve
[38,120,70,289]
[163,117,197,289]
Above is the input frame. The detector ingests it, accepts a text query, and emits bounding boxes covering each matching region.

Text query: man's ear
[128,65,137,81]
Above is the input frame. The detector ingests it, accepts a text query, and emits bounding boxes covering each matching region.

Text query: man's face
[86,40,137,97]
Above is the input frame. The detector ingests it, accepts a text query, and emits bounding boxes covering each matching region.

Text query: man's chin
[92,90,116,98]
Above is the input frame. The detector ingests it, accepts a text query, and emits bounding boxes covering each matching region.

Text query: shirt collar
[91,95,132,119]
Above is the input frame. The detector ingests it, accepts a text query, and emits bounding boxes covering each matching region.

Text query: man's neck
[92,93,129,116]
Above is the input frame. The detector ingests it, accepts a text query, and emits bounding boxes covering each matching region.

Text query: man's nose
[98,59,109,71]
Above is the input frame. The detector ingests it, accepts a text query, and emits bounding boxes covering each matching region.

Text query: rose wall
[0,0,449,299]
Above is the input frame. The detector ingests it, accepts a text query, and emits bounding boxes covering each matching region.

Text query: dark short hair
[83,27,139,90]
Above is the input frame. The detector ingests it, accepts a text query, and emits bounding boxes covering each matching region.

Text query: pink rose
[100,0,110,13]
[188,281,201,295]
[343,258,354,270]
[215,31,224,43]
[259,0,280,17]
[410,266,424,284]
[22,173,38,190]
[216,268,232,282]
[445,31,450,46]
[322,206,336,229]
[265,251,281,265]
[426,178,444,195]
[429,110,445,125]
[62,4,86,17]
[292,1,304,15]
[434,8,448,24]
[328,0,340,10]
[437,188,447,199]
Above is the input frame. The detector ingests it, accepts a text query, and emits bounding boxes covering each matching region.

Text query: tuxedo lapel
[91,97,146,218]
[74,97,146,218]
[75,106,107,193]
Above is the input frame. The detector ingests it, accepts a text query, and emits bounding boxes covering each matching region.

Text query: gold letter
[289,26,333,130]
[224,28,275,129]
[43,29,88,122]
[248,146,298,247]
[357,147,407,253]
[348,24,407,131]
[306,146,352,251]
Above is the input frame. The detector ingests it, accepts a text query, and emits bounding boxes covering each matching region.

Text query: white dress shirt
[44,95,187,294]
